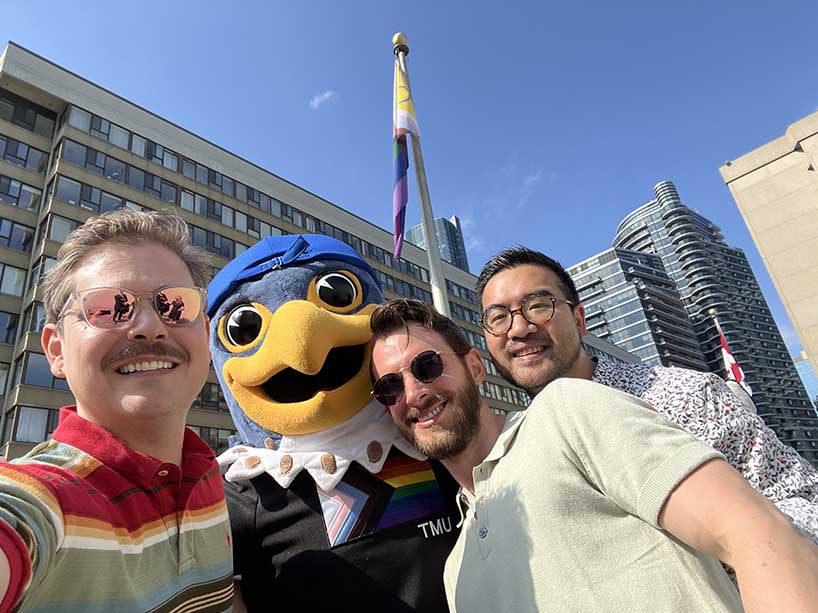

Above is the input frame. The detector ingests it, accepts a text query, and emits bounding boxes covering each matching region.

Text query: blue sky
[2,1,816,355]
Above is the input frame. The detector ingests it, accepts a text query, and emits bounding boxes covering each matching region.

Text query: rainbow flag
[393,55,419,259]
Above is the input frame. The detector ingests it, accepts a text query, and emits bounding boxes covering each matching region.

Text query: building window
[55,176,82,205]
[104,156,126,183]
[61,139,86,167]
[0,136,47,174]
[14,406,60,443]
[0,89,55,137]
[182,158,195,180]
[21,352,69,390]
[109,124,130,150]
[188,425,235,455]
[0,175,42,211]
[48,216,79,244]
[23,302,45,334]
[162,150,178,172]
[0,311,18,345]
[0,219,34,253]
[28,257,56,291]
[0,264,25,296]
[68,106,92,132]
[193,382,229,412]
[130,134,146,158]
[127,166,145,192]
[90,115,110,139]
[0,362,9,397]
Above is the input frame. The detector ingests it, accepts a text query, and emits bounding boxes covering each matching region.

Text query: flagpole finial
[393,32,409,56]
[708,308,717,317]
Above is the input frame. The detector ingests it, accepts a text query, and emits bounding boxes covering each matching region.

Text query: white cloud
[458,214,485,254]
[308,90,337,110]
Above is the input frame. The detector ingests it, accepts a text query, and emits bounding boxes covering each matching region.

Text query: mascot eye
[315,273,358,308]
[225,305,263,347]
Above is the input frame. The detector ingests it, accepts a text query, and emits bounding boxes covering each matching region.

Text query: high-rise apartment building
[606,180,817,462]
[569,248,708,370]
[794,351,818,409]
[406,215,470,272]
[0,42,528,460]
[720,111,818,370]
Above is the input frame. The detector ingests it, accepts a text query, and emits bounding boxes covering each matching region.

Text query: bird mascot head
[207,234,421,490]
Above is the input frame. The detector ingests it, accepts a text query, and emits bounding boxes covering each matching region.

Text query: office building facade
[720,111,818,370]
[406,215,470,272]
[569,248,708,370]
[0,42,527,459]
[608,180,817,462]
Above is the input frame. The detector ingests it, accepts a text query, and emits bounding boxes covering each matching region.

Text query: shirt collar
[591,353,652,396]
[52,406,216,489]
[482,411,526,464]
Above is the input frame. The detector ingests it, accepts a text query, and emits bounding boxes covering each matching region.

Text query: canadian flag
[716,320,753,396]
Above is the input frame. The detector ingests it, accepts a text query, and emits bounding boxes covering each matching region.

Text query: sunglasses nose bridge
[401,369,432,406]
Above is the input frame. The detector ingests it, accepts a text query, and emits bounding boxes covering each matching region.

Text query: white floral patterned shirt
[592,353,818,543]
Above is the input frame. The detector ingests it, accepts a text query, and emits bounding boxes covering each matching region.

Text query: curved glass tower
[612,181,816,462]
[570,248,708,370]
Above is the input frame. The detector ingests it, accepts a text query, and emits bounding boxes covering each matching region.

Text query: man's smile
[413,398,448,429]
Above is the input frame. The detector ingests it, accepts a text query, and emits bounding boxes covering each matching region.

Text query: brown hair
[370,299,471,354]
[43,209,212,324]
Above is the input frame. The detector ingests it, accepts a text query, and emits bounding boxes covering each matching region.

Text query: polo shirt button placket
[154,465,183,567]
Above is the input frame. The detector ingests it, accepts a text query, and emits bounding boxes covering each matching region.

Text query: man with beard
[476,247,818,543]
[369,299,818,612]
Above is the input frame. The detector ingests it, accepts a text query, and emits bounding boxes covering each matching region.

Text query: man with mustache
[476,247,818,542]
[0,210,233,611]
[369,299,818,612]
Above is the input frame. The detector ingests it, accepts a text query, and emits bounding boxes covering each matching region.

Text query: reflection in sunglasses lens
[77,287,201,329]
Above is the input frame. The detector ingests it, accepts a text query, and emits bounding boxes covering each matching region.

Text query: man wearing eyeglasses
[476,247,818,545]
[0,210,233,612]
[369,299,818,612]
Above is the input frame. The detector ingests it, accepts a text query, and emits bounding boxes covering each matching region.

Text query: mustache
[102,341,189,370]
[407,393,446,422]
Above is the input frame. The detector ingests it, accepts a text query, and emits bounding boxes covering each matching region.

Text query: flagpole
[709,308,755,406]
[393,32,451,317]
[708,308,722,336]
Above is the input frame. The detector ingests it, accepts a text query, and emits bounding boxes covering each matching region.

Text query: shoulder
[524,378,655,438]
[531,377,649,415]
[2,440,98,493]
[649,365,723,395]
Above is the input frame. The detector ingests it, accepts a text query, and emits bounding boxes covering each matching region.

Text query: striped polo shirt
[0,407,233,612]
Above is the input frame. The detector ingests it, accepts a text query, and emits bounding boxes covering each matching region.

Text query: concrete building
[569,248,708,370]
[720,112,818,372]
[794,351,818,409]
[599,180,817,463]
[0,42,528,459]
[406,215,470,272]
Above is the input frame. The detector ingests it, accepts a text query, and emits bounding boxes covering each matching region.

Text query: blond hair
[43,209,212,324]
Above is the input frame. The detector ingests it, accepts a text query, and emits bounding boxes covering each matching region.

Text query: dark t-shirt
[226,449,460,612]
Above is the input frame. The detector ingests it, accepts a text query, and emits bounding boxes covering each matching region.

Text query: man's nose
[126,299,167,341]
[402,371,431,407]
[507,310,537,339]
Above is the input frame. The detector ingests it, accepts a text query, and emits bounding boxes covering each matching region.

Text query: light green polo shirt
[444,378,743,612]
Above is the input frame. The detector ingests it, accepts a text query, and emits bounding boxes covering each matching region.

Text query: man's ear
[573,303,588,337]
[464,348,486,386]
[42,324,66,378]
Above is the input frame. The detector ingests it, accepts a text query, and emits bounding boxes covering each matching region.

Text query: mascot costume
[207,234,459,611]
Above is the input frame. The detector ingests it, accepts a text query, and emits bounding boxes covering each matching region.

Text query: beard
[398,372,483,460]
[491,332,582,397]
